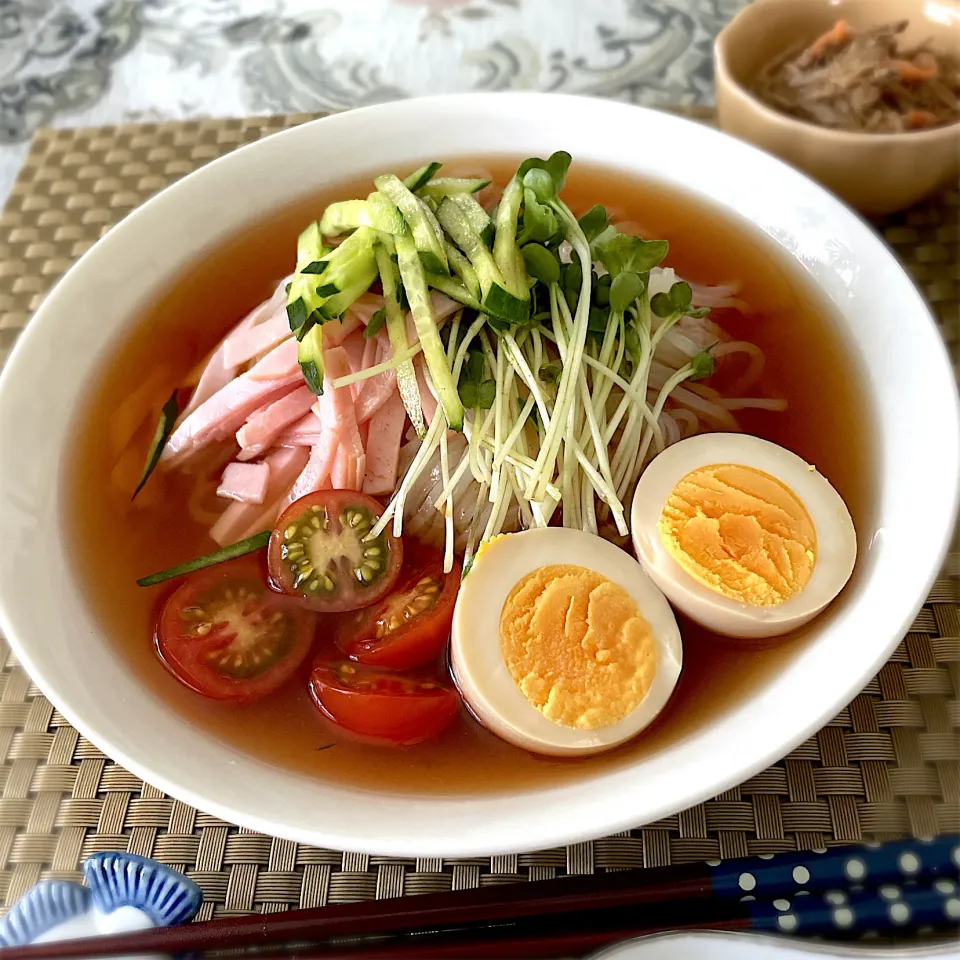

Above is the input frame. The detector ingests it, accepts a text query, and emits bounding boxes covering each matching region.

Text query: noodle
[659,411,682,446]
[669,407,701,438]
[711,340,766,394]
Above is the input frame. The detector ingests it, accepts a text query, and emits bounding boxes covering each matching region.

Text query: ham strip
[217,461,270,504]
[162,339,302,466]
[322,314,361,347]
[415,359,438,426]
[278,407,324,447]
[210,446,308,545]
[181,279,289,419]
[321,346,365,491]
[355,335,397,424]
[247,337,300,381]
[236,386,317,461]
[352,335,378,401]
[285,428,338,504]
[332,442,365,491]
[340,330,366,381]
[222,306,293,369]
[362,390,406,496]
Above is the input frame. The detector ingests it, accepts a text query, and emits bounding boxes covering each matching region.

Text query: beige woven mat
[0,112,957,920]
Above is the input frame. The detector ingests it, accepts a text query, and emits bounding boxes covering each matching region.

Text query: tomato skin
[309,661,459,746]
[156,557,314,703]
[267,490,402,614]
[333,557,461,670]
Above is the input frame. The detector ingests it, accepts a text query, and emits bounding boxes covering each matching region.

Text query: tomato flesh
[309,661,459,746]
[268,491,402,613]
[156,558,314,702]
[334,557,461,669]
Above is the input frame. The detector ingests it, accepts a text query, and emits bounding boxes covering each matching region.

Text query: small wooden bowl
[715,0,960,214]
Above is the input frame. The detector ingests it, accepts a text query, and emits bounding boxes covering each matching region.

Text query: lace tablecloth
[0,0,742,204]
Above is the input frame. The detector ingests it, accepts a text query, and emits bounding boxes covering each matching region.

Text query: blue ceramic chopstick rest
[0,851,202,947]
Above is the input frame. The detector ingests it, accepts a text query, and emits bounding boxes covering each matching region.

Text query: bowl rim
[714,0,960,145]
[0,92,957,857]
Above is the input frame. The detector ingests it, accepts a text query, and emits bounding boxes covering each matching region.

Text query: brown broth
[65,159,877,796]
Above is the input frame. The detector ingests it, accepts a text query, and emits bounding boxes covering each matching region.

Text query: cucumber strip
[317,257,379,320]
[132,389,179,499]
[290,226,377,324]
[402,161,442,192]
[445,243,480,299]
[298,322,325,395]
[319,196,406,237]
[482,283,531,325]
[375,174,449,275]
[137,531,271,587]
[394,233,464,431]
[297,221,324,264]
[417,196,450,276]
[492,176,531,304]
[315,227,377,289]
[287,223,331,334]
[425,272,482,310]
[288,226,376,332]
[420,177,490,199]
[446,192,494,246]
[374,241,426,439]
[437,198,528,324]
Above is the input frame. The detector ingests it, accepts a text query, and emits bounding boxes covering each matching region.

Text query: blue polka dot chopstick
[707,834,959,901]
[746,877,960,938]
[2,836,957,959]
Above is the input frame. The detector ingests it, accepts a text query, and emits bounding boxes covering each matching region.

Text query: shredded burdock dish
[754,19,960,132]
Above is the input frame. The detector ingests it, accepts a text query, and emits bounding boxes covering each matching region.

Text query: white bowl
[0,94,956,857]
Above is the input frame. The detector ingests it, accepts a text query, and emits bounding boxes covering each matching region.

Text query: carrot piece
[906,109,939,129]
[806,19,850,61]
[892,58,938,82]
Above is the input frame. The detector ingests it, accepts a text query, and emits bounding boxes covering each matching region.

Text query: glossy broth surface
[66,159,877,796]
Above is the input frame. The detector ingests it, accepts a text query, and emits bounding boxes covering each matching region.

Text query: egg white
[631,433,857,639]
[451,528,682,757]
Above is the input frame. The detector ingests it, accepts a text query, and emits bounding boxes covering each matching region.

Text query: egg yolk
[658,463,817,606]
[499,564,657,730]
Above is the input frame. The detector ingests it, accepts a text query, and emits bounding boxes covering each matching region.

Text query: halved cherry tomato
[309,661,459,746]
[268,491,402,613]
[156,557,314,702]
[333,557,461,669]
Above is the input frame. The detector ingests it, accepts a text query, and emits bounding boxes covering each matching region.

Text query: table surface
[0,0,743,204]
[0,107,957,918]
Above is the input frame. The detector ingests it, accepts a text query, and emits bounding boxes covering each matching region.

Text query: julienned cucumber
[287,223,377,335]
[445,243,480,300]
[492,176,531,307]
[312,227,379,321]
[286,224,332,336]
[319,196,406,237]
[419,177,490,200]
[297,221,325,265]
[425,272,481,310]
[298,322,325,395]
[375,174,449,276]
[133,389,179,499]
[137,531,272,587]
[402,162,442,192]
[436,198,529,325]
[374,241,426,439]
[394,233,464,431]
[445,193,494,247]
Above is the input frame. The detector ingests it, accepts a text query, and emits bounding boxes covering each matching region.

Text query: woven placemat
[0,111,957,920]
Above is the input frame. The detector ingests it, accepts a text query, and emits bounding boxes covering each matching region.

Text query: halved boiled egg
[631,434,856,639]
[450,528,682,757]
